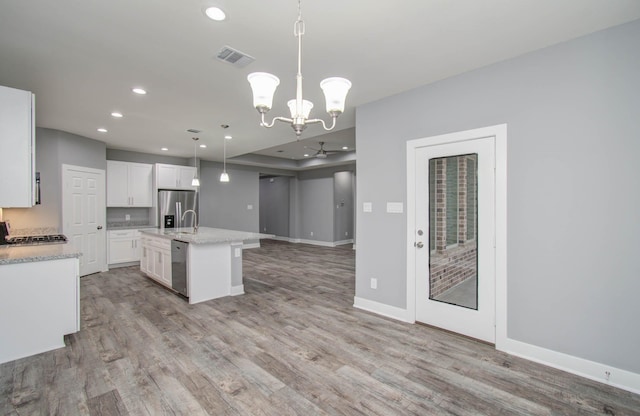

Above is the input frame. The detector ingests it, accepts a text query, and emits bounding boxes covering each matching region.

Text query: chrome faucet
[181,209,198,233]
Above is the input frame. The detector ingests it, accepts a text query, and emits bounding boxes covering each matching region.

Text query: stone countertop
[140,227,274,245]
[0,244,82,265]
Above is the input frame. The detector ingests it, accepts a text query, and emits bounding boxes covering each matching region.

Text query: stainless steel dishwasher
[171,240,188,297]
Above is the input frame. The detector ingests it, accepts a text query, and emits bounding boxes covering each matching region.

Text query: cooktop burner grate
[6,234,68,246]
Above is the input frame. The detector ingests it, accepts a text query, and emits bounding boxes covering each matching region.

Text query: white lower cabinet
[140,235,172,287]
[107,229,141,266]
[0,257,79,364]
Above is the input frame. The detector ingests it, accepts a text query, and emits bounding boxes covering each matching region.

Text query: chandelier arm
[305,116,338,131]
[260,113,294,128]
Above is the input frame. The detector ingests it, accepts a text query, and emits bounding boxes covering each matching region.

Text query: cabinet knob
[97,226,103,230]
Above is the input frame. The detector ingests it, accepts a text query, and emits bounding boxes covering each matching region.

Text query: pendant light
[220,134,230,183]
[191,137,200,187]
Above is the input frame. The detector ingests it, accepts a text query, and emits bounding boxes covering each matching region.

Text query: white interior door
[414,136,496,343]
[63,165,106,276]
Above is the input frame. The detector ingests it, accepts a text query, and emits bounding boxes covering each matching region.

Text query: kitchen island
[0,244,81,364]
[139,227,272,304]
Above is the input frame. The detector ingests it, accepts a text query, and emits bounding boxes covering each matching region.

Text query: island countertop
[0,244,82,265]
[139,227,273,245]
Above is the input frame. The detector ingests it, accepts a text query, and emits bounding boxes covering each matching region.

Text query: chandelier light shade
[320,77,352,114]
[247,0,351,137]
[247,72,280,112]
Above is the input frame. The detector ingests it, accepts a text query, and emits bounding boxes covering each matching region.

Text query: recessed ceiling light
[111,112,123,118]
[199,144,207,148]
[342,146,348,150]
[205,6,226,21]
[97,128,107,133]
[132,88,147,95]
[161,147,168,151]
[304,153,309,157]
[224,135,232,140]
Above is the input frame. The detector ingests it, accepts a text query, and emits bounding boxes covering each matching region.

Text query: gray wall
[333,171,354,241]
[298,176,334,242]
[259,176,290,236]
[3,128,106,230]
[198,161,259,232]
[355,20,640,374]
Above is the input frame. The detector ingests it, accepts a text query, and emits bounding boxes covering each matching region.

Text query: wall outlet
[247,204,253,210]
[125,214,130,221]
[371,278,377,289]
[263,227,267,232]
[310,231,314,237]
[234,248,241,258]
[345,231,348,236]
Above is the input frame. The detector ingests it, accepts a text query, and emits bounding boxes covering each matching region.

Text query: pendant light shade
[191,137,200,187]
[220,133,230,183]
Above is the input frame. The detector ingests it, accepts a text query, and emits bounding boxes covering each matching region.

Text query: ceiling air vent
[216,46,255,68]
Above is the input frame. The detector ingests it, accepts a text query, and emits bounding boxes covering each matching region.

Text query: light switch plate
[386,202,403,214]
[247,204,253,210]
[363,202,372,212]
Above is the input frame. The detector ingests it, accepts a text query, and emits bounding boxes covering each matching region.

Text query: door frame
[62,164,107,275]
[406,124,507,348]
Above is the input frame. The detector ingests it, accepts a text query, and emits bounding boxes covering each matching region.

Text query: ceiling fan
[305,141,348,159]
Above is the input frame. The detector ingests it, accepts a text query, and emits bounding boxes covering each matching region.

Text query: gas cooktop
[6,234,68,246]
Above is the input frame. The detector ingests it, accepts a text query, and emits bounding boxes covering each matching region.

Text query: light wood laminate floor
[1,240,639,415]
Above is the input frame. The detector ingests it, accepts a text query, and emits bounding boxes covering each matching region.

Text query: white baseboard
[353,296,413,323]
[269,236,354,248]
[230,285,244,296]
[333,239,355,246]
[499,337,640,395]
[354,295,640,395]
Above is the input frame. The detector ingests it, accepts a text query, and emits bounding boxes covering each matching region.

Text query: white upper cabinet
[155,163,197,190]
[107,161,153,207]
[0,85,35,207]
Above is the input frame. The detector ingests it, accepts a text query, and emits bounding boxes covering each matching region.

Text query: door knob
[97,226,103,230]
[416,242,424,248]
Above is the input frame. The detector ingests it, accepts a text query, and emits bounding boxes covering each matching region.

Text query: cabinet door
[160,250,172,286]
[140,244,148,274]
[128,164,153,206]
[108,238,136,264]
[156,164,178,189]
[178,166,197,190]
[106,161,129,206]
[0,86,34,207]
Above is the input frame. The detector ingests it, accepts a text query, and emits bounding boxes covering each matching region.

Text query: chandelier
[247,0,351,137]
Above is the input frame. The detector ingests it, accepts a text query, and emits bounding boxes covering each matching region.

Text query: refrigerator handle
[176,201,182,228]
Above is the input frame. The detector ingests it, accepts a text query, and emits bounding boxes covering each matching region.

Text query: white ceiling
[1,1,639,169]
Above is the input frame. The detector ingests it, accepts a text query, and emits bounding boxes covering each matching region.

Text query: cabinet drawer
[108,229,137,238]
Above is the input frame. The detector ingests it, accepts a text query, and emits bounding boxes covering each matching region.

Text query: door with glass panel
[414,137,495,343]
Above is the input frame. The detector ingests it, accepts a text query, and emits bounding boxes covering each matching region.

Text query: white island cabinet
[0,245,81,364]
[139,227,273,304]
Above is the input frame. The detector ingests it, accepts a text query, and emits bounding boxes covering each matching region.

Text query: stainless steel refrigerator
[158,190,198,229]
